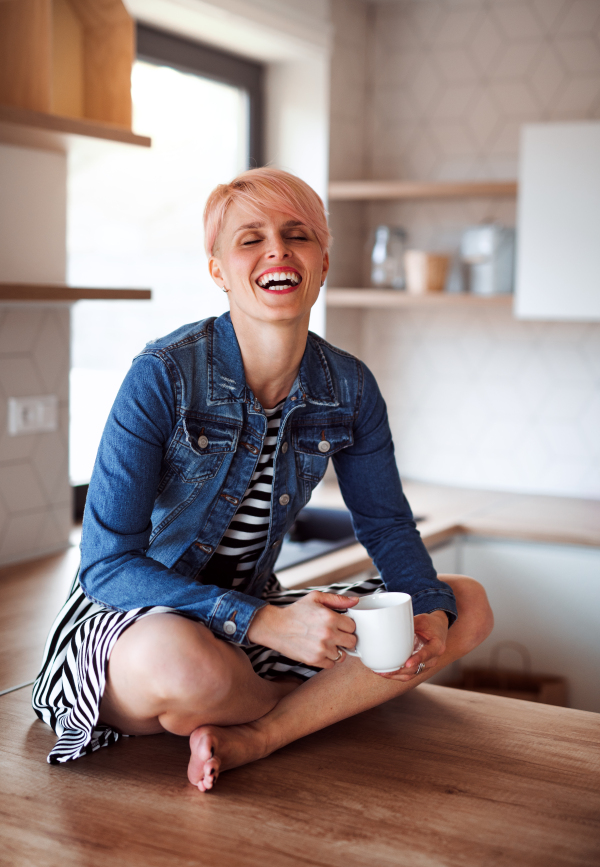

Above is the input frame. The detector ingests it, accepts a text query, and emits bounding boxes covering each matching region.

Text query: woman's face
[209,202,329,326]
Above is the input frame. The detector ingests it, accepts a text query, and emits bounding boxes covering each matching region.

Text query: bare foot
[188,721,268,791]
[187,676,301,792]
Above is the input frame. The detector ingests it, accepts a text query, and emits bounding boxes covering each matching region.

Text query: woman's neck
[229,307,309,409]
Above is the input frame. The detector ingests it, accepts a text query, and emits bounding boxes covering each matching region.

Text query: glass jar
[370,225,407,289]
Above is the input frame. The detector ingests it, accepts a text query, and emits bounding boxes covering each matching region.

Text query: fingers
[377,631,447,681]
[315,592,359,611]
[326,647,345,664]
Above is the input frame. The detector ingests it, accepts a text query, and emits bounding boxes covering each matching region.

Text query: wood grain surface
[0,104,151,151]
[0,284,151,302]
[328,180,518,201]
[325,289,513,309]
[0,546,78,693]
[1,684,598,867]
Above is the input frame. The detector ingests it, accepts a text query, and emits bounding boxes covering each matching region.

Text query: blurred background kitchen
[0,0,598,711]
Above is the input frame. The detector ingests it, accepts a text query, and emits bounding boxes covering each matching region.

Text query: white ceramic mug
[342,592,415,673]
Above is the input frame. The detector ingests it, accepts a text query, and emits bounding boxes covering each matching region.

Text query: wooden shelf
[328,180,518,201]
[0,284,152,302]
[326,288,512,308]
[0,105,151,153]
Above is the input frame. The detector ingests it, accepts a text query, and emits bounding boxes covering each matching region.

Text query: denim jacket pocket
[167,416,240,483]
[292,420,354,483]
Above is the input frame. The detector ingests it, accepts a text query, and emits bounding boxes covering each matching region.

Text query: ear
[320,250,330,286]
[209,256,226,289]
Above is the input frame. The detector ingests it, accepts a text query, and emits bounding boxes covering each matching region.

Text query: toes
[197,759,219,791]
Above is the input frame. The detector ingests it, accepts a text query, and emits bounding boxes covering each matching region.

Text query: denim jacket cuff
[209,591,268,646]
[411,588,458,626]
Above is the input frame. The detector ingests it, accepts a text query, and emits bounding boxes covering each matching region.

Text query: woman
[33,168,493,791]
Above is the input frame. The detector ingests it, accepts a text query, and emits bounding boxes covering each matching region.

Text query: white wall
[0,144,67,284]
[0,144,71,564]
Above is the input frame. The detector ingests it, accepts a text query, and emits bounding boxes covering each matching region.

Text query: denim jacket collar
[207,312,339,408]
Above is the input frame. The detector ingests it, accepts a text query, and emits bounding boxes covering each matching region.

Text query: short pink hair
[203,167,332,256]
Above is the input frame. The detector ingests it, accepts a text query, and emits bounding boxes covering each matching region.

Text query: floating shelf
[0,105,151,153]
[326,288,513,308]
[0,284,152,302]
[328,180,518,201]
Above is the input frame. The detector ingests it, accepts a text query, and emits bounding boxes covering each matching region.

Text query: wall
[0,144,71,565]
[327,0,600,499]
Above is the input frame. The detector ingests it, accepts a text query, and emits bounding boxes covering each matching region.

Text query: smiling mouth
[256,270,302,292]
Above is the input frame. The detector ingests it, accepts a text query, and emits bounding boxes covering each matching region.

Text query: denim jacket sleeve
[332,362,458,625]
[78,354,266,645]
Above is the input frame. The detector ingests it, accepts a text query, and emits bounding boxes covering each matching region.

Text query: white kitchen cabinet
[430,536,600,712]
[515,121,600,321]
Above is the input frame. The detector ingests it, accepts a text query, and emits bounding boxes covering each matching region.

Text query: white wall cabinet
[516,122,600,321]
[429,536,600,713]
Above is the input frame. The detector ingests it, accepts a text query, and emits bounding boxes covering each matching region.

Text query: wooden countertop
[278,481,600,589]
[1,683,598,866]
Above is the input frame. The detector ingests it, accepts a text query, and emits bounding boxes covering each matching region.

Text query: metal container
[460,223,515,295]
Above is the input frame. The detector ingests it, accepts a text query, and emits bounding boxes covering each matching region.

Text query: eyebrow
[233,219,304,234]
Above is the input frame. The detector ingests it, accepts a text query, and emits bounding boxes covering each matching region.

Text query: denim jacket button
[318,440,331,453]
[281,442,289,454]
[198,435,209,449]
[223,620,236,635]
[279,494,290,506]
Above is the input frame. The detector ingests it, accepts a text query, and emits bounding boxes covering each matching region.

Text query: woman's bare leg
[188,576,493,790]
[100,613,300,741]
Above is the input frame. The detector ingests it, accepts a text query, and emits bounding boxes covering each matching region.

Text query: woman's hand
[377,610,449,681]
[247,592,359,668]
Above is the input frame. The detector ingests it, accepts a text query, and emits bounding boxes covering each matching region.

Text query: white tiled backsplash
[327,304,600,499]
[0,307,71,565]
[327,0,600,499]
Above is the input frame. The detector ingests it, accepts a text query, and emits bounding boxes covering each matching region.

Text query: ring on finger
[334,648,343,661]
[415,662,425,675]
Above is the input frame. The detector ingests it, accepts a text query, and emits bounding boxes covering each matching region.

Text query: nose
[266,233,292,260]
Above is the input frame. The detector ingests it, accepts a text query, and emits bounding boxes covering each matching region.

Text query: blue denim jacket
[80,312,457,645]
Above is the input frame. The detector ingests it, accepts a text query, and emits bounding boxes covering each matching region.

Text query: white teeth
[257,271,301,288]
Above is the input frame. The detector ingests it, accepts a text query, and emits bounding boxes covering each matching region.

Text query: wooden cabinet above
[0,0,149,151]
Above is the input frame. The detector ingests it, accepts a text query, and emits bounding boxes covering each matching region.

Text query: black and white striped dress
[200,402,285,590]
[32,403,383,764]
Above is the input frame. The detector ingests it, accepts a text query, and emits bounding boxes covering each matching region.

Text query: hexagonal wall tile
[492,3,544,41]
[0,308,45,355]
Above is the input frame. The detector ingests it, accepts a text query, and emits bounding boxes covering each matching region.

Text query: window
[69,30,263,485]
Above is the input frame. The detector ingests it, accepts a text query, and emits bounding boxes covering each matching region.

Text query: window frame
[136,23,264,168]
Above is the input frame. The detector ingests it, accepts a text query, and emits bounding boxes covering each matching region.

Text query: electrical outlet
[8,395,58,436]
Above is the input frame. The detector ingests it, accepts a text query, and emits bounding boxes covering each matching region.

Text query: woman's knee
[441,575,494,656]
[109,614,234,708]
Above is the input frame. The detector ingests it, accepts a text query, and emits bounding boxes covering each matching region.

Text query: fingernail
[211,747,215,758]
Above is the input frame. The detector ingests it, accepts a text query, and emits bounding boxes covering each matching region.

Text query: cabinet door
[516,122,600,321]
[459,537,600,713]
[429,540,459,575]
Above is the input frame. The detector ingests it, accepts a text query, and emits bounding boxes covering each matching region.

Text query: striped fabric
[32,573,384,765]
[200,401,284,590]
